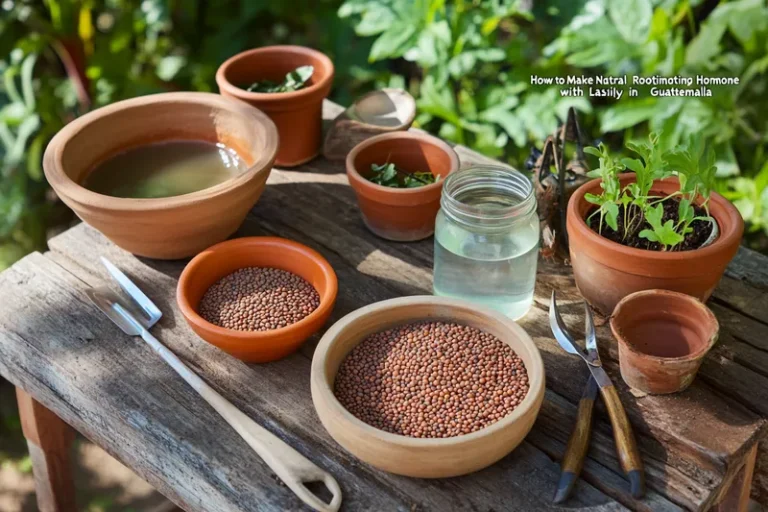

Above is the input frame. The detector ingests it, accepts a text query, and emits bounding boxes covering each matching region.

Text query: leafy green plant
[339,0,591,159]
[585,132,716,251]
[367,162,437,188]
[638,203,686,249]
[244,65,314,93]
[584,143,623,233]
[0,0,365,270]
[339,0,768,253]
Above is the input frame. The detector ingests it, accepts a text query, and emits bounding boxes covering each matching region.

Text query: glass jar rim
[441,165,536,226]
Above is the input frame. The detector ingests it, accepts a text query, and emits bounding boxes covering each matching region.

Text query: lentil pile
[198,267,320,331]
[334,321,529,438]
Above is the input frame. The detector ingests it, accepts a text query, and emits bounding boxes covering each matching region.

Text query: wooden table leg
[713,444,758,512]
[15,387,77,512]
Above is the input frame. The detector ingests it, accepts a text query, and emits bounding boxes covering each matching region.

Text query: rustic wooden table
[1,102,768,512]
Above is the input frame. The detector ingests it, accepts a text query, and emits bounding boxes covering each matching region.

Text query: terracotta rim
[215,45,334,104]
[176,237,338,344]
[345,131,460,198]
[312,296,545,447]
[43,92,278,212]
[610,289,719,363]
[568,174,744,262]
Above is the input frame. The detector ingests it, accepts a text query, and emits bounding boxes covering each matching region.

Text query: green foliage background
[1,0,767,271]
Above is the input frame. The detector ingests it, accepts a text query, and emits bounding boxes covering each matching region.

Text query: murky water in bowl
[82,140,247,199]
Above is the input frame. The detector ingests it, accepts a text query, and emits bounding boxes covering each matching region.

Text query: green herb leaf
[367,163,436,189]
[640,203,685,250]
[603,201,619,231]
[245,65,314,93]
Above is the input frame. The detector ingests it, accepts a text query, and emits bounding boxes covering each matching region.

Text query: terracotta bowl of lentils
[310,296,545,478]
[177,237,337,362]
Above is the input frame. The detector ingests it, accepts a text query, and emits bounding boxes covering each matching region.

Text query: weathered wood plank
[342,98,768,508]
[0,98,766,511]
[237,165,767,506]
[16,388,77,512]
[11,244,626,511]
[725,246,768,290]
[711,276,768,327]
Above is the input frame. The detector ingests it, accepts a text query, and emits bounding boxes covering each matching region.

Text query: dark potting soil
[587,197,714,251]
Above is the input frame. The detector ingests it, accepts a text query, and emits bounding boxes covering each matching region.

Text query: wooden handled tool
[550,291,645,502]
[87,285,342,512]
[554,377,598,503]
[600,384,645,496]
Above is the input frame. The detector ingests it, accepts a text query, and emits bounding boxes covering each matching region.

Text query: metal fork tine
[101,257,162,329]
[552,292,574,339]
[584,301,597,353]
[550,291,582,356]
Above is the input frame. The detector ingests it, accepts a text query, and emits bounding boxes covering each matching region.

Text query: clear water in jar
[433,194,539,320]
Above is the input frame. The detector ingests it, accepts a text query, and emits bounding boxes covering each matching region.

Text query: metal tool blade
[101,257,162,329]
[584,301,598,356]
[549,291,583,356]
[85,287,143,337]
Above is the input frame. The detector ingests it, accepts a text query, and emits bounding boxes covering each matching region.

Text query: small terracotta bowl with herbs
[216,45,334,167]
[177,237,337,363]
[346,131,460,242]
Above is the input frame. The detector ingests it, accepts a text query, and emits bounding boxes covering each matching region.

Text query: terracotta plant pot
[311,296,545,478]
[610,289,719,394]
[177,237,338,363]
[346,132,460,241]
[43,92,278,259]
[567,174,744,315]
[216,45,334,167]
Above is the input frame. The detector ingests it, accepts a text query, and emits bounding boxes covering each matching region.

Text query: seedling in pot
[367,162,438,189]
[584,132,716,251]
[244,65,314,93]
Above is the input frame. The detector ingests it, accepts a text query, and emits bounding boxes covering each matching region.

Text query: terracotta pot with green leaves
[567,133,744,316]
[216,46,334,167]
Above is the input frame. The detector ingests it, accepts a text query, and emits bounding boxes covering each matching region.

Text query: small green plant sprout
[584,143,623,233]
[584,132,716,251]
[367,162,438,188]
[638,203,685,249]
[664,136,718,241]
[244,66,314,93]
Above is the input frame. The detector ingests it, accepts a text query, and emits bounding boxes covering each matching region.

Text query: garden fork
[549,291,645,503]
[86,258,342,512]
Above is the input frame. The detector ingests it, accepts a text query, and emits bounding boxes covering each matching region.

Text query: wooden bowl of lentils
[310,296,545,478]
[177,237,337,362]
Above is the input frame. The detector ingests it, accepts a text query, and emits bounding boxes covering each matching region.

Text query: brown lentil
[333,321,529,438]
[198,267,320,331]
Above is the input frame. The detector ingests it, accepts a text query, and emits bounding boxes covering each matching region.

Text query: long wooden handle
[599,384,645,498]
[554,377,597,503]
[140,330,342,512]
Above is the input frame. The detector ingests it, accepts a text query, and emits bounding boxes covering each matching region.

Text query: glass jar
[433,166,539,320]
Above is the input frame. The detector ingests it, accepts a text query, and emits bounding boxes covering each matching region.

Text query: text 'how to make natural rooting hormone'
[531,74,741,100]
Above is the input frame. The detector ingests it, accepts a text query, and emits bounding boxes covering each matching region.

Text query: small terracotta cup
[177,237,338,363]
[216,45,334,167]
[346,132,459,241]
[610,289,719,394]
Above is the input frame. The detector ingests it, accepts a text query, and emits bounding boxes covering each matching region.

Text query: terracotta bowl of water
[610,289,719,394]
[43,92,279,259]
